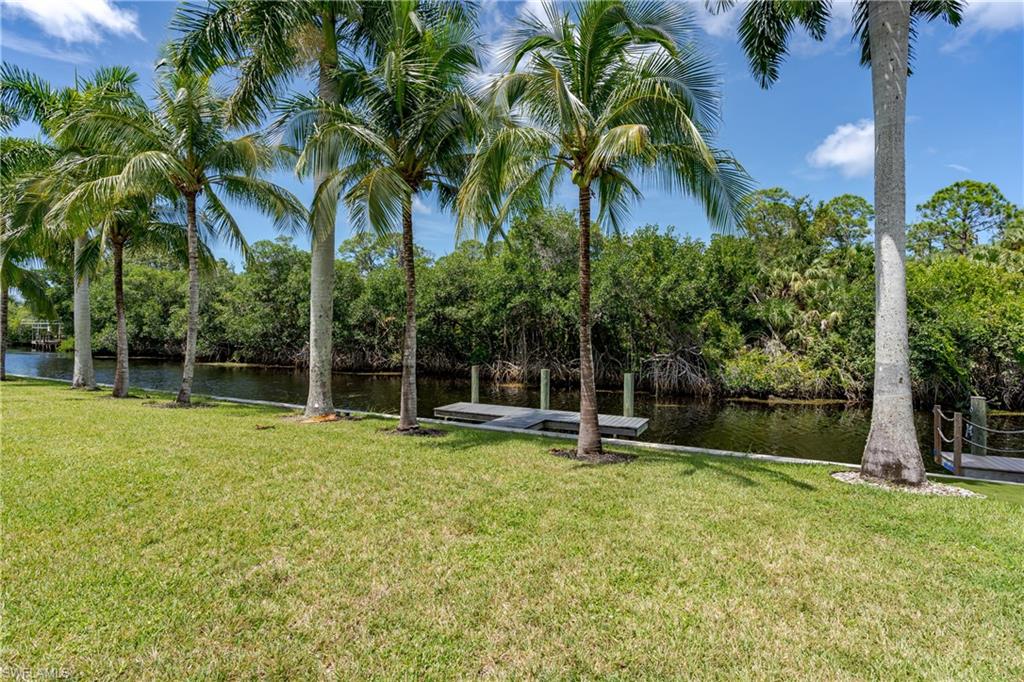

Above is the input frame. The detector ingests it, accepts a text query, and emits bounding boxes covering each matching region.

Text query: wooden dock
[434,402,649,438]
[938,451,1024,483]
[933,403,1024,482]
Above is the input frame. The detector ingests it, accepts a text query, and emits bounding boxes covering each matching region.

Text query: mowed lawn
[3,380,1023,679]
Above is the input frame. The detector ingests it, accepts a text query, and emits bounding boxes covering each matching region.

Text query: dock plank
[434,402,648,437]
[939,451,1024,482]
[940,452,1024,473]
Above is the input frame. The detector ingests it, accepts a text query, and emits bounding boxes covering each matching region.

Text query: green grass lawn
[3,379,1023,679]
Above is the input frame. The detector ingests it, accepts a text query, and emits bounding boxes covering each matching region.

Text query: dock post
[969,396,987,457]
[471,365,480,404]
[932,405,942,465]
[953,412,963,476]
[623,372,635,418]
[540,369,550,410]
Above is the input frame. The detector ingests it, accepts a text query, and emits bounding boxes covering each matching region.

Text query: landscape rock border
[831,470,983,498]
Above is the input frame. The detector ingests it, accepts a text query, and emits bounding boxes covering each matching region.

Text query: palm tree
[459,0,749,456]
[280,0,478,430]
[0,138,58,381]
[0,232,55,382]
[723,0,963,484]
[56,64,305,404]
[72,199,198,397]
[1,64,140,390]
[172,1,364,417]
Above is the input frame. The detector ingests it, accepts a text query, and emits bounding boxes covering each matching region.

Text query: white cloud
[692,0,857,44]
[946,163,973,173]
[942,0,1024,52]
[790,1,857,56]
[517,0,548,23]
[691,1,741,38]
[807,119,874,177]
[0,32,91,62]
[474,0,545,79]
[475,0,505,73]
[3,0,140,43]
[412,196,433,216]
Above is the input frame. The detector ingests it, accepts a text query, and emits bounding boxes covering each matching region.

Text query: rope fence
[962,439,1024,455]
[964,420,1024,436]
[933,401,1024,475]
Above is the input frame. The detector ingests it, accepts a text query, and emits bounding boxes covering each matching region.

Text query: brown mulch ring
[146,400,216,409]
[831,471,983,498]
[550,448,637,465]
[301,413,343,424]
[380,426,448,437]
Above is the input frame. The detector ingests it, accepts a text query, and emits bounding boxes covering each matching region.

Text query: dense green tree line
[12,184,1022,409]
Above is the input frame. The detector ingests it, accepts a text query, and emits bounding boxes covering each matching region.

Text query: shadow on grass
[631,450,818,491]
[415,426,820,492]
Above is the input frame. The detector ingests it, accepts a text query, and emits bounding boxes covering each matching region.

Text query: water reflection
[12,349,1015,469]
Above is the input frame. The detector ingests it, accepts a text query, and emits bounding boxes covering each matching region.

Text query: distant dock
[434,401,649,438]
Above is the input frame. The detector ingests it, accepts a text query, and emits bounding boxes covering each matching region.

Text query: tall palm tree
[0,138,58,382]
[56,64,305,404]
[71,199,199,397]
[0,232,55,383]
[172,1,364,417]
[459,0,749,456]
[723,0,963,484]
[1,64,140,390]
[281,0,478,430]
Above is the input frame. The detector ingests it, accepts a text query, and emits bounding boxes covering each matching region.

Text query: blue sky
[2,0,1022,266]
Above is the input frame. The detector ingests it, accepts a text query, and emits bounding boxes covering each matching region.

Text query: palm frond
[343,166,411,237]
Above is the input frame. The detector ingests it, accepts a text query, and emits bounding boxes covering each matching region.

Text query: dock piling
[540,369,550,410]
[623,372,635,418]
[970,396,987,456]
[471,365,480,404]
[953,412,963,476]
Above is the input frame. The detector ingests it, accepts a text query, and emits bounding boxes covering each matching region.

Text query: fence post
[471,365,480,404]
[970,395,987,457]
[540,369,550,411]
[932,405,942,465]
[623,372,635,418]
[953,412,963,476]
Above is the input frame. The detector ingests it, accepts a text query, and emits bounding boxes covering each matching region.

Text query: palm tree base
[390,426,447,438]
[550,448,635,464]
[861,410,926,485]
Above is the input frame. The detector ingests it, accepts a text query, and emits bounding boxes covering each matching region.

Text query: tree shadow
[630,451,818,491]
[410,426,821,492]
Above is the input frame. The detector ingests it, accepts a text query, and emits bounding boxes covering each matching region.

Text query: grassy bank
[2,379,1022,678]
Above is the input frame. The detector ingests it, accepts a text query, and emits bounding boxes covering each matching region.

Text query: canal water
[10,350,1017,468]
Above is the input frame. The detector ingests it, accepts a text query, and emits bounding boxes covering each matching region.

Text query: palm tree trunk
[0,284,8,382]
[111,239,129,398]
[304,8,340,418]
[861,0,925,485]
[176,192,200,405]
[577,184,602,455]
[398,198,418,431]
[71,235,96,389]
